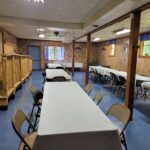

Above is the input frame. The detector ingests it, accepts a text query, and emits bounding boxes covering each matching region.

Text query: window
[140,33,150,57]
[109,39,116,56]
[45,46,64,61]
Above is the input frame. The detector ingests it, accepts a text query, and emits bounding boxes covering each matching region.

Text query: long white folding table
[33,82,121,150]
[90,66,150,82]
[46,69,71,80]
[47,63,62,69]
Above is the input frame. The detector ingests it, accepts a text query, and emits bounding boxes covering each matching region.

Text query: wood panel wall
[3,32,17,54]
[18,39,63,69]
[95,37,150,76]
[18,39,97,70]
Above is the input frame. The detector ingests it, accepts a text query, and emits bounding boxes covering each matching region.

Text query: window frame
[139,40,150,58]
[45,46,64,61]
[109,43,116,57]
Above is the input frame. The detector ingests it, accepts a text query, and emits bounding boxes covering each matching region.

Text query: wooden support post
[125,11,141,120]
[72,40,75,79]
[84,33,91,86]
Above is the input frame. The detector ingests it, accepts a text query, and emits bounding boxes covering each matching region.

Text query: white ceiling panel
[0,0,149,42]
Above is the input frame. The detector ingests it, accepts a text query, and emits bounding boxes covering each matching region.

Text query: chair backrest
[33,90,43,102]
[110,72,119,83]
[119,76,126,84]
[29,84,37,95]
[94,91,104,104]
[106,104,130,135]
[91,68,95,73]
[84,83,93,95]
[52,76,66,82]
[12,110,31,150]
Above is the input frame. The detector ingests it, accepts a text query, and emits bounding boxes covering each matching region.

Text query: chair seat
[19,132,37,150]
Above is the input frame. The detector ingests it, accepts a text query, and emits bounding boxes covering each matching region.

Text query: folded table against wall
[33,81,121,150]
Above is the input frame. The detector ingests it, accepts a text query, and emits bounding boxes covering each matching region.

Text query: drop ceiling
[0,0,149,43]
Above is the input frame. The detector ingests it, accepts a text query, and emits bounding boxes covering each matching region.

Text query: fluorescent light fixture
[93,37,101,42]
[37,28,45,32]
[115,28,130,35]
[39,33,45,38]
[28,0,44,4]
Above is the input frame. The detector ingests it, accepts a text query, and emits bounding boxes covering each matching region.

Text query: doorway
[28,46,40,70]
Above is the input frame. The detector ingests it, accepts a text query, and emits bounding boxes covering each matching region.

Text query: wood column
[125,11,141,119]
[84,33,91,86]
[72,40,75,79]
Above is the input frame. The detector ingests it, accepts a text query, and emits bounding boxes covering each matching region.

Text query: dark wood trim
[84,33,91,86]
[125,11,141,120]
[72,40,75,78]
[138,2,150,11]
[18,38,63,43]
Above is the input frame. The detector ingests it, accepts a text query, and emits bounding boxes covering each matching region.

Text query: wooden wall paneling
[18,39,62,69]
[3,32,17,54]
[95,36,150,76]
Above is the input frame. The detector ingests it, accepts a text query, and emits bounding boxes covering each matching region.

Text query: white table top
[142,82,150,89]
[47,63,62,69]
[46,69,71,80]
[90,66,150,82]
[33,82,121,150]
[61,62,83,68]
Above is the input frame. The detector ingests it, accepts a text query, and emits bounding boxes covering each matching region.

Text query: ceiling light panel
[28,0,44,4]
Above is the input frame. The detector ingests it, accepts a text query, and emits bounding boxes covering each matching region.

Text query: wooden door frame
[27,45,41,70]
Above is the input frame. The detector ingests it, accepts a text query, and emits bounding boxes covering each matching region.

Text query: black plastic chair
[110,72,124,95]
[117,76,126,98]
[28,90,43,132]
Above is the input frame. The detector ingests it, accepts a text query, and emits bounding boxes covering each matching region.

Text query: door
[28,46,40,70]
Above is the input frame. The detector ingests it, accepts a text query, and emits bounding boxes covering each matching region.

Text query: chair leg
[33,106,41,129]
[113,85,117,95]
[121,133,128,150]
[28,104,36,133]
[117,87,121,97]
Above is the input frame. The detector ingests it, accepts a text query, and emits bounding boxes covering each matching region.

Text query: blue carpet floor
[0,71,150,150]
